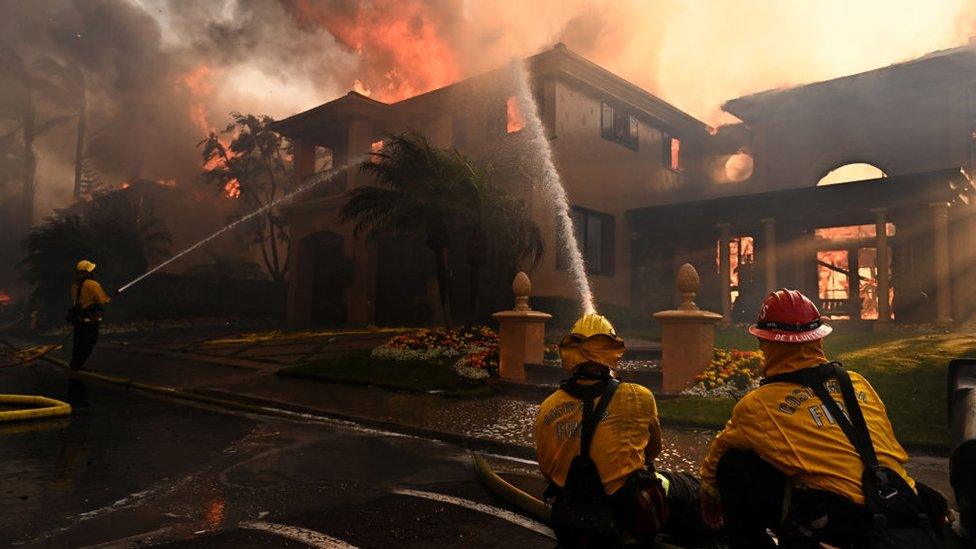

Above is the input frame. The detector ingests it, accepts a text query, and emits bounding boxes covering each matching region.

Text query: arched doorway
[298,231,352,325]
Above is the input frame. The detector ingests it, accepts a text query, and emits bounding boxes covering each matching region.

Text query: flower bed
[371,326,499,380]
[683,348,764,399]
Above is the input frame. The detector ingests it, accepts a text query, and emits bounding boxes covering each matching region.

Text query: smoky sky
[2,0,974,219]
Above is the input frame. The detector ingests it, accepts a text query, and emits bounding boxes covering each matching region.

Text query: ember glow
[223,179,241,199]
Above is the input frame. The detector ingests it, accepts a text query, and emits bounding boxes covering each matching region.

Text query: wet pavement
[0,363,551,548]
[0,327,956,546]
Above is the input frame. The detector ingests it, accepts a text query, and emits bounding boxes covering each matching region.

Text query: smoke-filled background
[1,0,975,298]
[3,0,975,216]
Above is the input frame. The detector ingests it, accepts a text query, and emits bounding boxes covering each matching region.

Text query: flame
[157,178,176,187]
[506,96,525,133]
[120,181,130,189]
[223,178,241,199]
[293,0,459,102]
[180,64,218,134]
[0,290,10,304]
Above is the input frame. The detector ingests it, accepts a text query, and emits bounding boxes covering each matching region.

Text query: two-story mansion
[273,43,976,327]
[273,44,713,326]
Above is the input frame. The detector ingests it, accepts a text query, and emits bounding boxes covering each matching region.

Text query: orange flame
[506,96,525,133]
[223,179,241,199]
[293,0,459,102]
[0,290,10,304]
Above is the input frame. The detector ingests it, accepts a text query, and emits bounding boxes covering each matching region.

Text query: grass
[278,350,493,398]
[659,327,976,449]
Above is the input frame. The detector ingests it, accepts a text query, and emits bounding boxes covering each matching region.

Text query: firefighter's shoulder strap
[74,279,86,305]
[761,362,877,466]
[559,378,620,456]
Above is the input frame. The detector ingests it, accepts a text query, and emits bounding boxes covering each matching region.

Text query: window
[664,136,681,171]
[506,96,525,133]
[600,102,638,150]
[313,146,333,173]
[557,207,615,276]
[370,140,384,163]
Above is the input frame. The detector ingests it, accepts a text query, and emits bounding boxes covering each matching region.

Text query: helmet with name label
[749,289,832,343]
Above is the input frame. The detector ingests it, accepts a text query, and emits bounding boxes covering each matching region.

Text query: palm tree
[340,132,470,329]
[455,161,544,326]
[341,131,545,329]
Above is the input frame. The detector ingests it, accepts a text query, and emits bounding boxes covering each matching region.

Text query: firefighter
[535,313,701,547]
[699,289,948,548]
[67,260,110,371]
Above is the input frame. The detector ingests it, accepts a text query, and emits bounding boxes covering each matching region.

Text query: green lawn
[278,350,493,397]
[659,328,976,449]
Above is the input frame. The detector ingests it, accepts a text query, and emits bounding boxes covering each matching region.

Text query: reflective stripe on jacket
[535,381,661,495]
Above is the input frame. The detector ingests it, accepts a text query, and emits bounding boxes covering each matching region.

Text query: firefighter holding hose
[535,313,701,547]
[67,260,110,371]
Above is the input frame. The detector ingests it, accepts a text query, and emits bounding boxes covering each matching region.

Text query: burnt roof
[272,43,710,139]
[723,44,976,121]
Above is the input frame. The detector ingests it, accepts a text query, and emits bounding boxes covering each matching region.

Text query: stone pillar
[931,202,953,324]
[653,264,723,393]
[717,223,732,323]
[872,208,891,323]
[492,272,553,381]
[761,218,777,294]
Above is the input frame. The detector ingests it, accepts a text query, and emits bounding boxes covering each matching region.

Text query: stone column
[931,202,953,324]
[761,218,777,294]
[717,223,732,323]
[872,208,891,323]
[492,272,553,381]
[653,264,723,393]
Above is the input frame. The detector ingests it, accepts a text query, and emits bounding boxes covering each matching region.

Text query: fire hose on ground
[948,358,976,538]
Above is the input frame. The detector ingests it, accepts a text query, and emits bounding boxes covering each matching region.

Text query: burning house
[274,43,976,326]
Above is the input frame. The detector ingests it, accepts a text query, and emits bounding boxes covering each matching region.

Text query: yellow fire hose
[473,454,686,549]
[472,453,551,522]
[0,394,71,422]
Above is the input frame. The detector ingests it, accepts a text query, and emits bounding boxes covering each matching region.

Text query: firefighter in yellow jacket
[699,289,946,547]
[68,260,110,371]
[535,314,701,547]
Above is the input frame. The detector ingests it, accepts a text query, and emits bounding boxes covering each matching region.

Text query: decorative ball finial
[513,271,532,311]
[677,263,700,311]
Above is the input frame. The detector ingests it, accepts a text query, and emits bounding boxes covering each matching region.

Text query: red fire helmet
[748,289,833,343]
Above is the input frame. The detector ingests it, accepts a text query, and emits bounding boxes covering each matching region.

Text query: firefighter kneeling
[700,289,950,548]
[535,314,701,548]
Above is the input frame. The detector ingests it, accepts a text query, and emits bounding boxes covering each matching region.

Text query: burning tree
[199,113,293,285]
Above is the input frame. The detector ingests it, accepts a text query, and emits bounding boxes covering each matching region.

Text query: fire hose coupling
[0,394,71,423]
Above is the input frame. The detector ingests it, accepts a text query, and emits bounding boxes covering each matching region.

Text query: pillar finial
[513,271,532,311]
[677,263,700,311]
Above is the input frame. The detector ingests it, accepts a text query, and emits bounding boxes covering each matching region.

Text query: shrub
[684,348,764,399]
[372,326,499,380]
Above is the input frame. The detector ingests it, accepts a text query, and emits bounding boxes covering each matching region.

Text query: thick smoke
[3,0,976,219]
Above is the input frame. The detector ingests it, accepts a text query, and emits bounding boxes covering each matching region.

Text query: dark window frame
[556,206,615,276]
[600,101,639,151]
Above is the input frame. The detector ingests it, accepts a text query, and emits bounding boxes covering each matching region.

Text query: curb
[2,340,538,460]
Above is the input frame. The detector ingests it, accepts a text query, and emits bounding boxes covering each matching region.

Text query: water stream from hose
[511,61,596,315]
[117,162,358,294]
